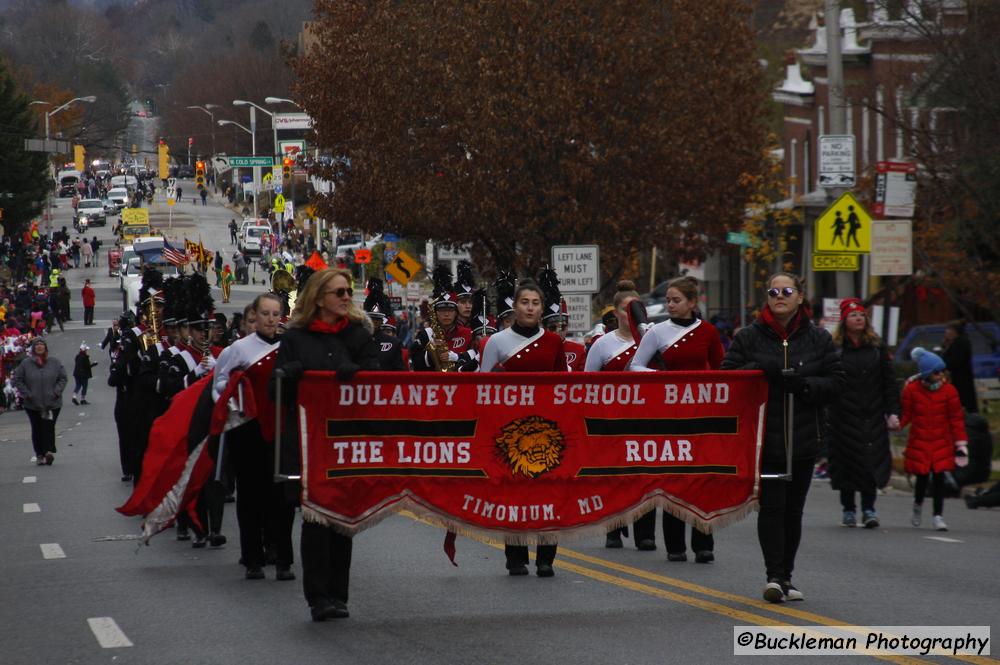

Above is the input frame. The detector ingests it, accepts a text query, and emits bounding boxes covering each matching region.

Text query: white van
[239,224,272,256]
[110,174,140,191]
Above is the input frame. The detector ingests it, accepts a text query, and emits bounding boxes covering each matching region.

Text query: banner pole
[273,368,284,482]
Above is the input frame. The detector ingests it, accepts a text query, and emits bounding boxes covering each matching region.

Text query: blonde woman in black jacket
[272,268,379,622]
[721,273,844,604]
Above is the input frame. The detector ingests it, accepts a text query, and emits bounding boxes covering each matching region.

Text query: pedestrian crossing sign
[815,191,872,254]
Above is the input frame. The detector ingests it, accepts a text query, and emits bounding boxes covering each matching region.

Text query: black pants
[663,513,714,554]
[839,489,876,513]
[114,388,131,476]
[195,479,226,537]
[84,306,94,325]
[632,509,657,545]
[231,424,294,568]
[301,522,352,607]
[26,408,60,457]
[504,544,557,568]
[914,473,945,516]
[758,457,814,582]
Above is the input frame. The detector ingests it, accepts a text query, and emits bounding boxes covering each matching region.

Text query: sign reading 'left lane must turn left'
[297,371,767,540]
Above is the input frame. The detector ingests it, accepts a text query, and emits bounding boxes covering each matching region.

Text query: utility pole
[825,0,855,298]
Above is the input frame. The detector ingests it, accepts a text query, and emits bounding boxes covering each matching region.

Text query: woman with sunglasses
[721,272,844,604]
[479,279,567,577]
[272,268,380,621]
[630,276,724,561]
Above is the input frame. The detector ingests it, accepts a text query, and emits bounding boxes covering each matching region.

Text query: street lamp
[186,104,219,157]
[264,96,302,109]
[219,119,258,219]
[41,95,96,237]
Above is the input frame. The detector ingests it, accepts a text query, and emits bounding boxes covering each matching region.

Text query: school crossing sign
[814,191,872,254]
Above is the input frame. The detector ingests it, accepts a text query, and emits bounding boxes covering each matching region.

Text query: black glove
[280,360,304,381]
[336,363,361,382]
[781,368,807,395]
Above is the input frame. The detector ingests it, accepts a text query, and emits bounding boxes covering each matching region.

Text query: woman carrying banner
[479,278,567,577]
[720,273,844,603]
[213,292,295,581]
[272,268,379,621]
[630,276,724,562]
[585,280,643,549]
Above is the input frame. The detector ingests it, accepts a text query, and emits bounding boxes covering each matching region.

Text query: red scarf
[308,318,349,334]
[759,304,810,340]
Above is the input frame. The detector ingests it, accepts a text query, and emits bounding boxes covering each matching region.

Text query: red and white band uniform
[563,338,586,372]
[584,328,638,371]
[630,316,725,557]
[411,323,473,371]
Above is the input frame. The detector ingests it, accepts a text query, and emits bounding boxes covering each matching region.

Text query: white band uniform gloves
[885,414,901,431]
[955,440,969,468]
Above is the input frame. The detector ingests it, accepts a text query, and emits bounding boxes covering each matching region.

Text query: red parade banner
[297,371,767,542]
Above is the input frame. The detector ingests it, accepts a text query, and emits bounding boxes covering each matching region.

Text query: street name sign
[551,245,600,293]
[818,134,856,187]
[386,249,422,286]
[870,220,913,276]
[229,156,275,168]
[24,138,71,154]
[274,113,314,130]
[813,254,860,271]
[815,191,872,254]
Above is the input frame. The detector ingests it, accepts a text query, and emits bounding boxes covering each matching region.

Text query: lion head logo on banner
[496,416,565,478]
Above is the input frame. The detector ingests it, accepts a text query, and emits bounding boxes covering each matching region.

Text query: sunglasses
[767,287,797,298]
[326,287,353,298]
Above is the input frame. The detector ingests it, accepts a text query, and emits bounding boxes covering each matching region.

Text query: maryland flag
[184,238,213,266]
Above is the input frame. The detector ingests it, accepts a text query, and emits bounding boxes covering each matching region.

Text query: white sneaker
[932,515,948,531]
[911,503,922,527]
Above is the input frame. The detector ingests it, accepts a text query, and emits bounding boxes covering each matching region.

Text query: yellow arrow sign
[815,191,872,254]
[385,249,422,286]
[272,193,286,213]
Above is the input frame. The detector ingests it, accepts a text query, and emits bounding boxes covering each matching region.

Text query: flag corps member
[631,276,724,562]
[213,292,296,581]
[479,278,567,577]
[272,268,380,621]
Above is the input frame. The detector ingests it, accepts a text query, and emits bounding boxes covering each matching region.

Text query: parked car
[177,164,195,178]
[75,199,107,227]
[239,224,272,256]
[894,322,1000,379]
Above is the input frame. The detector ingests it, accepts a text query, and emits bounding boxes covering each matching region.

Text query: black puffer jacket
[826,341,899,493]
[721,315,845,467]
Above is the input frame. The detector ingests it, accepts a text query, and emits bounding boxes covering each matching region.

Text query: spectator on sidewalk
[12,339,67,466]
[72,343,98,405]
[91,237,101,267]
[941,321,978,414]
[81,238,93,268]
[82,279,96,325]
[200,188,208,206]
[229,219,238,245]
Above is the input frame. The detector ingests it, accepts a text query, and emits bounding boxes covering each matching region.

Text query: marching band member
[584,280,643,549]
[126,269,167,486]
[469,288,497,360]
[364,278,406,371]
[212,292,295,581]
[272,268,380,621]
[494,271,517,331]
[539,267,583,371]
[410,265,473,372]
[630,276,724,562]
[107,311,134,482]
[479,279,567,577]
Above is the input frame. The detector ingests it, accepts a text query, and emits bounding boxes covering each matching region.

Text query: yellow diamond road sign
[272,194,286,213]
[815,191,872,254]
[385,249,422,286]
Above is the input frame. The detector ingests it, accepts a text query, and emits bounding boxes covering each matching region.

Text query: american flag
[162,239,189,267]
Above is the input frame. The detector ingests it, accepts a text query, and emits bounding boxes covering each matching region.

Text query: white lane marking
[40,543,66,559]
[925,536,963,543]
[23,503,41,513]
[87,617,133,648]
[23,476,37,483]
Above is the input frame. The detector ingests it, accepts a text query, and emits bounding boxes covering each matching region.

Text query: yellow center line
[399,510,996,665]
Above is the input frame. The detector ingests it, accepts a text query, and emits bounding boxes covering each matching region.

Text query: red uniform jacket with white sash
[563,339,586,372]
[478,325,566,372]
[584,330,638,371]
[212,333,280,442]
[630,318,724,371]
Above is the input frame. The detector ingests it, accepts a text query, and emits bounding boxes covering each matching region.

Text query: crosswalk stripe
[23,476,37,484]
[87,617,133,648]
[23,503,41,513]
[40,543,66,559]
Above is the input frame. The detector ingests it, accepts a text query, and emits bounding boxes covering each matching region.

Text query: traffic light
[158,141,170,180]
[74,144,85,170]
[282,157,292,180]
[195,160,206,190]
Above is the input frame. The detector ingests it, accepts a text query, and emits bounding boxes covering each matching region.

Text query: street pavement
[1,129,997,664]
